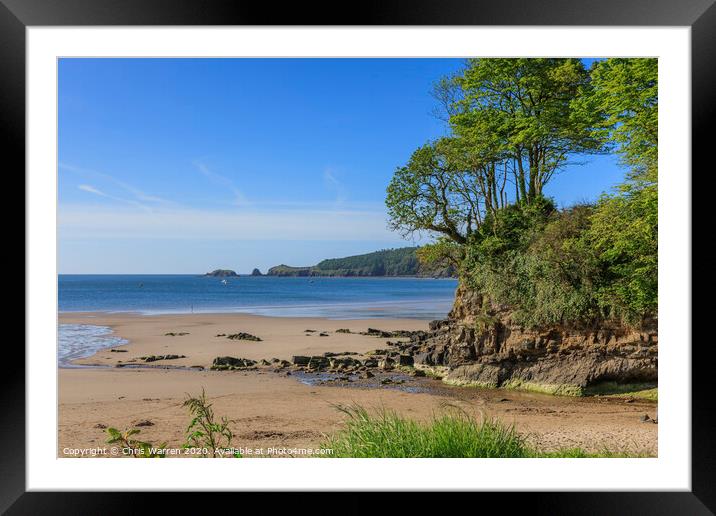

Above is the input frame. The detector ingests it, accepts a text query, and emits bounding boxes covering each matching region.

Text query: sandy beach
[59,312,658,457]
[62,312,430,368]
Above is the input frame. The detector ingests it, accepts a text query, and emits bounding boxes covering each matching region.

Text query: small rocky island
[205,269,238,277]
[251,268,263,276]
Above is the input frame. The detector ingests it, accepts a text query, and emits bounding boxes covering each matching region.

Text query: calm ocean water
[58,275,458,320]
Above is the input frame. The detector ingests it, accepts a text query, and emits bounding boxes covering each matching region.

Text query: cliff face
[413,283,657,395]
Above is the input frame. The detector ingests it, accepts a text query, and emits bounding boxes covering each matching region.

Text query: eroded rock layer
[408,284,657,395]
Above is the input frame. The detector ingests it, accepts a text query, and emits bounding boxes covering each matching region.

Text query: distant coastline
[264,247,456,278]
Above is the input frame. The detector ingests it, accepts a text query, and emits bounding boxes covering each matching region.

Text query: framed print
[5,0,713,511]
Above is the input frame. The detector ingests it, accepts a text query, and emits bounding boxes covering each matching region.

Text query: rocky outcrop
[138,354,186,363]
[225,332,262,342]
[251,268,263,276]
[211,356,257,370]
[205,269,238,277]
[407,283,658,396]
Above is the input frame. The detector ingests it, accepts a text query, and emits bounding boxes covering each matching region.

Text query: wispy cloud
[60,163,171,208]
[194,161,248,207]
[78,184,106,196]
[323,167,347,204]
[58,204,399,242]
[76,183,153,211]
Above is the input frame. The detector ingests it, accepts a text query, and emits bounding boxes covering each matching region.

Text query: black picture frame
[4,0,712,512]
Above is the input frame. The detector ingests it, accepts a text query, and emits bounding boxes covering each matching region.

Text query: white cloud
[58,204,399,242]
[323,167,347,204]
[78,184,106,196]
[61,163,420,245]
[60,163,171,207]
[76,183,153,211]
[194,161,249,207]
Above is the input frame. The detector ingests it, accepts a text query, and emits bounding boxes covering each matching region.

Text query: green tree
[386,139,481,245]
[587,58,658,176]
[387,59,604,247]
[416,237,464,269]
[451,58,603,203]
[386,58,658,328]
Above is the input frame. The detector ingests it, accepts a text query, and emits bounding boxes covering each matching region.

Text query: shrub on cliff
[586,168,658,323]
[463,200,602,328]
[463,185,656,328]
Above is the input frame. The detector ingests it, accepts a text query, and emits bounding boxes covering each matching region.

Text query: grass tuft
[323,404,647,458]
[325,404,528,458]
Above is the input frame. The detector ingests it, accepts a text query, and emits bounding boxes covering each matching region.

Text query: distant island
[251,268,263,276]
[266,247,456,278]
[205,269,238,277]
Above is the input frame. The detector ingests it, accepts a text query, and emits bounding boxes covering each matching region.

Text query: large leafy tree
[451,58,604,203]
[387,58,602,244]
[386,57,658,326]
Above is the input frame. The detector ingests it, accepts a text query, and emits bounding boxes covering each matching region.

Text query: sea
[58,275,458,367]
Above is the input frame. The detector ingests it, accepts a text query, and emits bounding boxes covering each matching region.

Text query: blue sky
[59,58,625,274]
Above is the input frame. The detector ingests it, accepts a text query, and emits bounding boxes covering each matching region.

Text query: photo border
[6,0,713,511]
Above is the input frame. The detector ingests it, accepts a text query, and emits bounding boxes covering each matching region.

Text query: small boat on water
[221,279,228,285]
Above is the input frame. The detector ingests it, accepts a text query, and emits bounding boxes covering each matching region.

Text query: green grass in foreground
[323,405,643,458]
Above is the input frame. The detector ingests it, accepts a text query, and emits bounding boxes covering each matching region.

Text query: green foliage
[464,200,605,327]
[451,58,604,202]
[323,405,645,458]
[103,390,240,458]
[587,58,658,175]
[324,404,528,458]
[585,169,658,320]
[316,246,418,276]
[182,388,239,458]
[384,57,657,329]
[464,187,656,327]
[268,247,455,277]
[415,237,464,268]
[385,59,606,242]
[386,140,480,245]
[105,427,167,458]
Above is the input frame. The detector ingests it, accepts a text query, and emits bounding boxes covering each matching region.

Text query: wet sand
[58,312,658,457]
[62,312,429,369]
